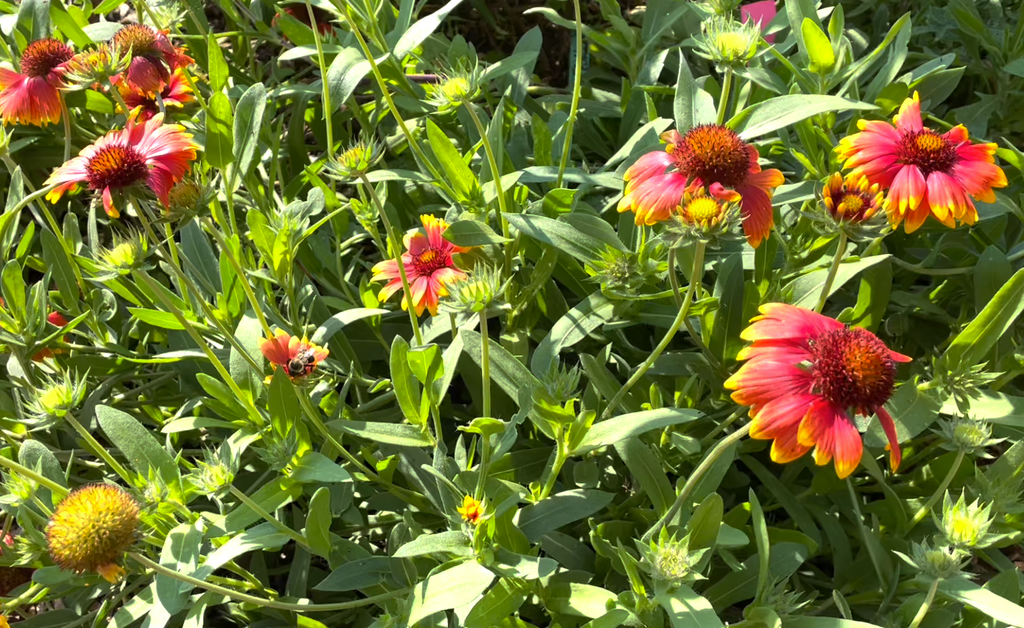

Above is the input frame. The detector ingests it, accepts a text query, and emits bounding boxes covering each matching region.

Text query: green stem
[909,578,941,628]
[106,78,132,121]
[306,0,334,161]
[228,484,309,549]
[847,478,888,589]
[601,242,707,421]
[716,68,734,126]
[203,219,275,339]
[555,0,583,188]
[65,414,134,484]
[480,310,491,418]
[537,432,569,501]
[59,94,72,162]
[358,174,423,346]
[473,433,490,502]
[667,248,683,308]
[909,449,965,529]
[815,231,848,313]
[643,422,751,542]
[129,552,408,611]
[0,454,69,497]
[464,103,513,282]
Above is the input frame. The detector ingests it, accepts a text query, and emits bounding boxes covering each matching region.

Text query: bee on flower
[259,330,329,381]
[726,303,910,479]
[371,215,472,316]
[836,92,1007,232]
[44,111,198,218]
[618,125,785,248]
[0,38,74,126]
[47,484,140,583]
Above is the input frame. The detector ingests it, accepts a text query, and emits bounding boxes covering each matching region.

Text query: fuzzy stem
[59,94,72,162]
[537,430,569,501]
[479,310,491,418]
[555,0,584,188]
[227,484,309,549]
[667,248,683,308]
[716,68,734,126]
[815,231,848,313]
[909,578,941,628]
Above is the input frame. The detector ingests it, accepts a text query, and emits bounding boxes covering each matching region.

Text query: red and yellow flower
[259,331,329,380]
[371,215,470,316]
[457,495,484,525]
[111,24,193,95]
[44,111,198,218]
[618,125,784,247]
[0,38,73,126]
[836,92,1007,233]
[118,68,193,120]
[725,303,910,479]
[821,172,884,224]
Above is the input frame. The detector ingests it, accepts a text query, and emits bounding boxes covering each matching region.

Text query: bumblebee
[286,349,318,377]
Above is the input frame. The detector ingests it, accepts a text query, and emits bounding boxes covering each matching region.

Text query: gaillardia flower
[371,215,470,316]
[44,111,198,218]
[725,303,910,479]
[119,68,193,120]
[457,495,484,525]
[836,92,1007,232]
[618,125,784,247]
[259,331,329,380]
[0,38,73,126]
[47,484,140,583]
[112,24,193,95]
[821,172,883,223]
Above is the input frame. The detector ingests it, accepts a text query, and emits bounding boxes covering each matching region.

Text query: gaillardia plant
[46,485,140,583]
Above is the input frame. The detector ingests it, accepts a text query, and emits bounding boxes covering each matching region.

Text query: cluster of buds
[540,361,582,402]
[585,244,661,297]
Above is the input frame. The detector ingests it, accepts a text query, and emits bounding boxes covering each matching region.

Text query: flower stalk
[815,231,848,313]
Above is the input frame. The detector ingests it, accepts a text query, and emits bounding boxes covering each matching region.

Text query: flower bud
[326,137,384,181]
[696,17,762,67]
[900,541,969,580]
[439,265,508,315]
[28,372,86,421]
[637,529,706,588]
[938,491,994,548]
[61,44,131,88]
[94,232,151,278]
[938,417,1001,455]
[47,485,140,582]
[426,62,482,113]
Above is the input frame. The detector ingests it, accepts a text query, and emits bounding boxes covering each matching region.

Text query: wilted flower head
[0,38,74,126]
[899,541,969,580]
[27,371,86,421]
[47,484,140,583]
[696,17,762,66]
[439,265,508,315]
[938,416,1001,455]
[426,62,482,112]
[457,495,484,525]
[326,137,384,181]
[111,24,193,95]
[938,491,995,548]
[61,44,130,88]
[637,529,706,588]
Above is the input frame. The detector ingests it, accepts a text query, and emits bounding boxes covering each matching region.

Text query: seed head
[47,484,139,582]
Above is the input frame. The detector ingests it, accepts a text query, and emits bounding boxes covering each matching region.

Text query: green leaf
[704,542,809,610]
[517,489,614,542]
[315,556,393,591]
[326,48,371,112]
[443,219,510,247]
[330,420,432,447]
[393,0,465,60]
[193,522,289,580]
[1,261,26,322]
[233,83,267,179]
[944,268,1024,370]
[728,95,877,139]
[749,490,771,604]
[393,531,472,558]
[289,451,352,483]
[153,522,202,619]
[864,380,940,447]
[207,33,229,93]
[787,255,891,309]
[206,92,235,169]
[19,439,65,506]
[229,310,263,396]
[710,252,745,363]
[465,578,529,628]
[49,1,92,48]
[390,335,426,425]
[576,408,702,454]
[532,291,617,378]
[938,577,1024,626]
[96,405,182,499]
[673,50,715,132]
[427,120,480,204]
[658,584,725,628]
[615,437,673,515]
[505,213,607,263]
[546,583,619,619]
[39,230,77,312]
[305,487,333,559]
[310,308,388,345]
[801,18,836,75]
[408,560,495,625]
[216,479,301,536]
[783,618,886,628]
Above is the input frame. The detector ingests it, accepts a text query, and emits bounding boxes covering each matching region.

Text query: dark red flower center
[808,327,896,412]
[20,39,73,78]
[669,124,752,188]
[412,249,451,276]
[897,130,957,175]
[86,144,149,191]
[113,24,158,56]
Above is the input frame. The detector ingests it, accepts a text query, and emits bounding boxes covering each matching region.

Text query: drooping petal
[876,406,902,473]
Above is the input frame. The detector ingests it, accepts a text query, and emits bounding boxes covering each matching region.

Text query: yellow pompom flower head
[47,484,140,583]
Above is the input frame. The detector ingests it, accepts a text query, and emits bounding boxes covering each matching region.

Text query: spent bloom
[371,215,471,316]
[457,495,484,525]
[47,484,140,583]
[259,330,329,380]
[836,92,1007,233]
[45,111,198,218]
[725,304,910,479]
[0,38,74,126]
[111,24,193,95]
[938,491,995,549]
[118,68,194,120]
[618,125,784,247]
